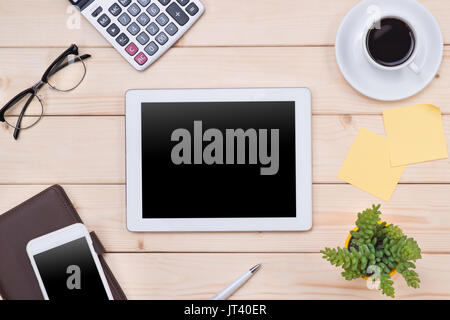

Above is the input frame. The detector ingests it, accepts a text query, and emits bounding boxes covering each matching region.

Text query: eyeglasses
[0,44,91,140]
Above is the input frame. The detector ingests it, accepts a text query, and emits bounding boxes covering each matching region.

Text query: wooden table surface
[1,0,450,300]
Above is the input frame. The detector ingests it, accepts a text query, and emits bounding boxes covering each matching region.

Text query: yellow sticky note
[383,104,448,166]
[338,128,405,201]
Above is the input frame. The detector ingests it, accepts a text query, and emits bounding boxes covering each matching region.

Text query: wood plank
[104,252,450,299]
[1,1,449,47]
[1,47,449,116]
[0,117,125,184]
[314,115,450,183]
[1,184,450,253]
[1,115,448,184]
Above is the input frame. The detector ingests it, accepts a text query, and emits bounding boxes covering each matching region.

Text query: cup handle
[409,61,421,74]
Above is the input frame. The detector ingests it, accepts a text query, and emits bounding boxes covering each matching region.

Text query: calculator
[70,0,204,71]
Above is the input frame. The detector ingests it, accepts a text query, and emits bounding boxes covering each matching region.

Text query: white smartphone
[26,223,113,300]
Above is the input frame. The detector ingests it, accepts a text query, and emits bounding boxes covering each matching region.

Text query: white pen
[211,264,261,300]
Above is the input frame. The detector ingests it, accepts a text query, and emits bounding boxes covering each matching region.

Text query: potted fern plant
[321,205,422,298]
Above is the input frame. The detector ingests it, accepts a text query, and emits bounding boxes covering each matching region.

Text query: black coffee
[366,18,415,67]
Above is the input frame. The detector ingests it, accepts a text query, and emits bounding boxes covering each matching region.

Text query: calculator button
[176,0,189,6]
[118,12,131,25]
[146,3,160,17]
[116,33,130,46]
[108,3,122,16]
[97,14,111,27]
[146,22,159,35]
[135,52,148,65]
[185,3,199,16]
[156,13,169,26]
[107,23,120,36]
[137,0,151,6]
[92,6,103,17]
[158,0,171,6]
[166,2,189,26]
[118,0,131,7]
[155,32,169,45]
[145,41,159,56]
[165,22,178,36]
[128,3,141,16]
[127,22,141,35]
[136,32,150,45]
[137,13,150,26]
[125,43,139,56]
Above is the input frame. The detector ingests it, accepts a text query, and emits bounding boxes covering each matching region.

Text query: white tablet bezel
[26,223,113,300]
[126,88,312,232]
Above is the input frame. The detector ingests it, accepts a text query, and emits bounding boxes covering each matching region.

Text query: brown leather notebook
[0,185,127,300]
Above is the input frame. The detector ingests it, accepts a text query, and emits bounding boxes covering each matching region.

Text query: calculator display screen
[141,101,296,218]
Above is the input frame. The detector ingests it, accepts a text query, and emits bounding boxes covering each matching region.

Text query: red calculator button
[134,52,148,65]
[125,43,138,56]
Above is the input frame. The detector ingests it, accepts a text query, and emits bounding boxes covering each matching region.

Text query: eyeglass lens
[47,54,87,92]
[3,93,43,130]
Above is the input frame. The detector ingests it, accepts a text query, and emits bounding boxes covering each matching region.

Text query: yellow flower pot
[344,223,397,279]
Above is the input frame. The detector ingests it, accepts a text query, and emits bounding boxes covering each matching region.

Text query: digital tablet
[126,88,312,232]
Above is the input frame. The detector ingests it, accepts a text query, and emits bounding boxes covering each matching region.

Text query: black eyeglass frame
[0,44,91,140]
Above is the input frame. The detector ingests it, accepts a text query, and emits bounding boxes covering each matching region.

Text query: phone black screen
[141,101,297,219]
[33,237,109,300]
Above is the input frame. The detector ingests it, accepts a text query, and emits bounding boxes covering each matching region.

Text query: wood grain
[1,0,449,47]
[0,117,125,184]
[1,116,448,184]
[314,115,450,183]
[1,47,449,116]
[104,252,450,299]
[1,184,449,253]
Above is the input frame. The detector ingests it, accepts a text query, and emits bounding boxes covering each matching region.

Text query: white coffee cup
[362,15,421,74]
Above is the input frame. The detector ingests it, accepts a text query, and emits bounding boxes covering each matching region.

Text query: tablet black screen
[141,101,296,218]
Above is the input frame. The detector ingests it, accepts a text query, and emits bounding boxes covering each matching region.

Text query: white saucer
[335,0,443,101]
